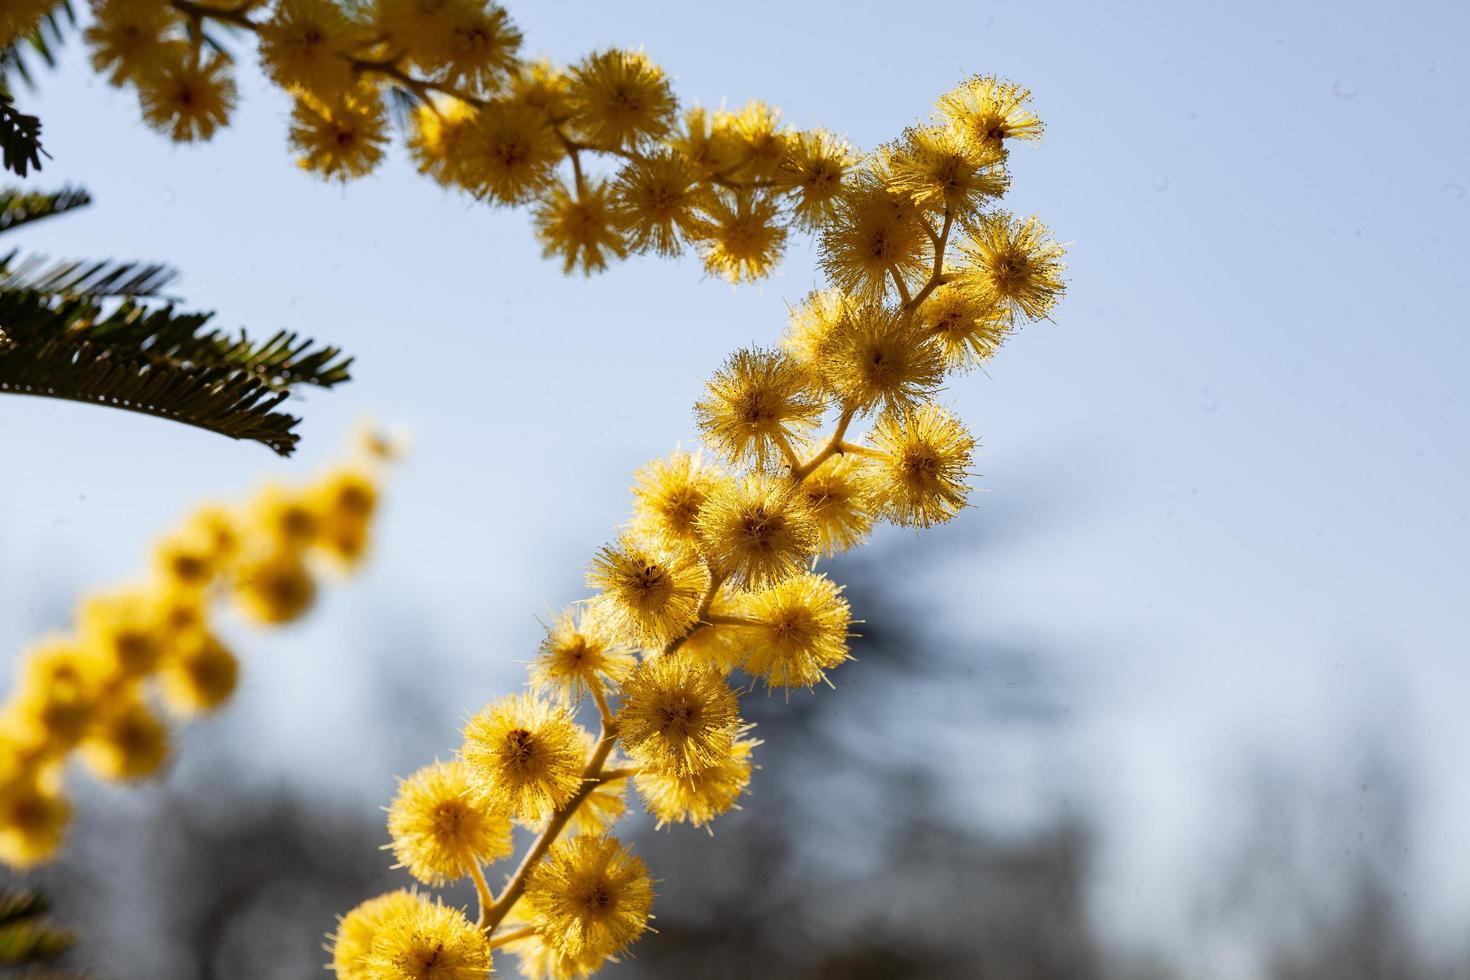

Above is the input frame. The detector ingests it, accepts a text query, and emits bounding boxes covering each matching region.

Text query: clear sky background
[2,0,1467,972]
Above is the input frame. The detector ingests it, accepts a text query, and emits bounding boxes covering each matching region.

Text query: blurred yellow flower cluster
[332,75,1066,979]
[34,0,868,282]
[0,433,393,869]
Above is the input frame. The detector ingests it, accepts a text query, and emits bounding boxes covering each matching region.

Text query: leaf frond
[0,92,45,177]
[0,185,91,233]
[0,252,179,297]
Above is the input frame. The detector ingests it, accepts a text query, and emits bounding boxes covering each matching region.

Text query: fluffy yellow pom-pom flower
[534,179,628,275]
[460,694,585,822]
[9,638,98,753]
[257,0,363,98]
[137,50,236,143]
[566,48,676,150]
[780,287,852,381]
[886,124,1009,213]
[694,347,822,471]
[157,631,239,716]
[290,88,390,181]
[531,607,636,705]
[635,733,757,829]
[957,211,1067,322]
[780,128,856,230]
[84,0,182,86]
[0,773,70,868]
[695,190,787,283]
[458,97,564,204]
[234,550,318,624]
[819,173,928,301]
[388,759,513,885]
[730,572,852,689]
[935,74,1045,152]
[799,452,876,557]
[864,402,976,528]
[694,474,819,590]
[586,536,706,648]
[611,150,710,257]
[80,590,163,679]
[330,889,425,980]
[818,302,945,415]
[616,655,738,776]
[364,893,490,980]
[628,450,724,551]
[408,97,481,188]
[79,697,170,782]
[523,834,654,962]
[914,280,1013,371]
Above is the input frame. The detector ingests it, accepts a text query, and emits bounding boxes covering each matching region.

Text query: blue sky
[2,0,1467,969]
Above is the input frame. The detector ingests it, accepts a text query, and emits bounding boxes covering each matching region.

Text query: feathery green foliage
[0,93,44,179]
[0,187,352,454]
[0,887,81,975]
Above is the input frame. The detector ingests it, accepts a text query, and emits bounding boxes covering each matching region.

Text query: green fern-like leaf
[0,253,179,297]
[0,93,44,178]
[0,888,75,966]
[0,187,90,234]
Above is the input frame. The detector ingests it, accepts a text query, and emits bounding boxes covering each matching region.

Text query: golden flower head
[185,503,242,565]
[460,97,565,205]
[84,0,182,86]
[531,606,637,704]
[250,482,321,552]
[694,347,822,471]
[616,655,738,776]
[695,190,787,283]
[886,124,1009,213]
[8,637,99,753]
[234,549,317,624]
[153,526,219,592]
[408,96,481,188]
[611,150,710,257]
[819,301,945,415]
[520,732,628,839]
[566,48,676,150]
[388,759,514,885]
[780,128,856,230]
[956,211,1067,321]
[137,49,236,143]
[331,889,425,980]
[864,402,976,527]
[511,57,572,122]
[373,0,453,71]
[731,572,852,688]
[313,466,380,524]
[460,693,585,822]
[157,631,238,716]
[819,171,928,301]
[0,773,70,868]
[915,280,1013,371]
[781,287,853,379]
[935,74,1044,152]
[720,100,793,182]
[667,105,741,177]
[290,87,390,181]
[694,473,820,591]
[429,0,521,92]
[258,0,364,98]
[523,834,654,961]
[586,535,706,648]
[534,179,629,275]
[798,452,876,557]
[79,589,164,678]
[364,893,490,980]
[635,732,757,829]
[498,914,606,980]
[628,450,724,551]
[80,696,170,782]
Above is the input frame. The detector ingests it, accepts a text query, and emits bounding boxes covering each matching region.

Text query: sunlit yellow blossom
[0,773,69,868]
[524,834,653,961]
[696,191,786,283]
[635,733,756,829]
[80,590,163,678]
[1,0,52,51]
[365,894,489,980]
[534,179,628,275]
[819,173,928,300]
[460,693,585,822]
[864,402,976,527]
[313,467,379,527]
[85,0,182,86]
[617,655,738,776]
[8,639,98,753]
[290,88,390,180]
[331,889,425,980]
[673,586,745,674]
[318,518,371,569]
[667,105,741,177]
[731,573,852,688]
[388,759,513,885]
[779,128,856,230]
[234,550,317,624]
[566,48,676,150]
[887,125,1008,212]
[935,74,1044,151]
[521,733,628,838]
[586,536,706,647]
[499,907,607,980]
[431,0,521,91]
[915,280,1012,370]
[694,347,822,470]
[721,100,793,181]
[781,287,852,386]
[611,150,709,257]
[956,211,1067,321]
[628,450,723,550]
[799,452,876,556]
[250,482,321,551]
[154,583,207,639]
[694,474,819,590]
[408,97,480,188]
[461,97,564,204]
[137,50,236,142]
[153,528,217,592]
[373,0,454,71]
[185,503,241,565]
[257,0,363,98]
[512,58,572,122]
[532,606,636,704]
[819,302,945,414]
[80,696,170,782]
[157,631,238,716]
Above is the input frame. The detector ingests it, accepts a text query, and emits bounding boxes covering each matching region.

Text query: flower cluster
[61,0,862,282]
[332,76,1065,979]
[0,432,393,868]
